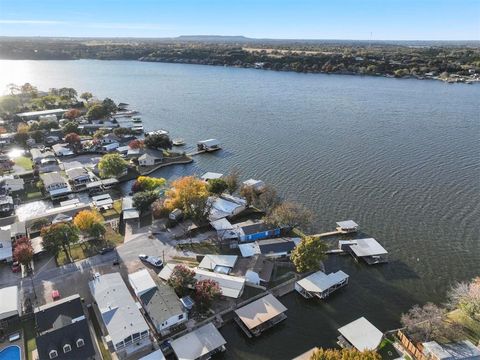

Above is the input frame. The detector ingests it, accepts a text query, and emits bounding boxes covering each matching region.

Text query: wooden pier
[311,230,344,238]
[187,147,222,156]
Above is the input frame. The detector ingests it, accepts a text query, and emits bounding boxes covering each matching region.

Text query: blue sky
[0,0,478,40]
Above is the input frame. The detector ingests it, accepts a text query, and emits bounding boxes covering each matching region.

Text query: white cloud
[0,19,65,25]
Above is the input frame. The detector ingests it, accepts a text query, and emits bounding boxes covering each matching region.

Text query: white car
[138,254,163,268]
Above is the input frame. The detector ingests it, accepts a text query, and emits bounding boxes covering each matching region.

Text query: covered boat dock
[295,270,349,299]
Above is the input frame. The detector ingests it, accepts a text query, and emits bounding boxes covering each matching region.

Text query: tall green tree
[41,223,80,262]
[291,236,327,273]
[98,153,128,178]
[207,178,228,195]
[144,133,172,150]
[133,190,159,212]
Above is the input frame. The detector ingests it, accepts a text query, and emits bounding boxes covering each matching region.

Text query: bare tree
[447,278,480,319]
[400,303,452,343]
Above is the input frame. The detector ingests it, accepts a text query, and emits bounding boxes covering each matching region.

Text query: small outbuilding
[200,172,223,182]
[337,317,383,351]
[170,322,226,360]
[0,286,20,324]
[198,254,238,274]
[336,220,359,233]
[234,294,287,337]
[295,270,349,299]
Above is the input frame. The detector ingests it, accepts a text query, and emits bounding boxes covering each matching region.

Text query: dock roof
[349,238,388,257]
[336,220,359,229]
[296,270,349,293]
[200,172,223,181]
[170,322,226,360]
[235,294,287,330]
[338,317,383,351]
[197,139,220,147]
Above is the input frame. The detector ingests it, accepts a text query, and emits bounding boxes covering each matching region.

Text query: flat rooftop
[338,317,383,351]
[296,270,349,293]
[235,294,287,330]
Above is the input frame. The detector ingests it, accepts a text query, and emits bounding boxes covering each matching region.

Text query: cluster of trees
[13,119,59,146]
[41,222,80,263]
[168,265,222,312]
[86,97,117,120]
[401,277,480,343]
[73,210,106,240]
[98,153,128,178]
[309,348,380,360]
[144,133,173,150]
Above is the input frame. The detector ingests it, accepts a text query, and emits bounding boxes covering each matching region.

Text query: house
[209,196,247,221]
[128,269,187,335]
[45,135,60,145]
[233,220,283,242]
[0,133,15,148]
[89,273,151,358]
[197,139,221,152]
[295,270,349,299]
[138,150,163,166]
[0,175,24,193]
[198,254,238,274]
[41,172,71,199]
[1,221,27,240]
[52,143,74,157]
[0,286,20,326]
[34,294,96,360]
[422,340,480,360]
[101,133,121,145]
[17,108,66,121]
[240,255,274,286]
[66,167,91,190]
[238,237,300,259]
[234,294,287,337]
[336,220,359,233]
[31,149,55,165]
[210,218,238,240]
[200,172,223,182]
[242,179,266,192]
[195,268,245,299]
[337,317,383,351]
[122,196,140,221]
[0,155,13,172]
[102,142,120,152]
[170,322,226,360]
[139,350,166,360]
[339,238,388,265]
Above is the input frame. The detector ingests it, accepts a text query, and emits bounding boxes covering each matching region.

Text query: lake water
[1,60,479,359]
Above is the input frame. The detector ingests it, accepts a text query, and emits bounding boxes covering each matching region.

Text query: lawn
[447,309,480,343]
[88,306,112,360]
[378,338,399,360]
[22,318,37,360]
[14,156,33,170]
[176,242,221,254]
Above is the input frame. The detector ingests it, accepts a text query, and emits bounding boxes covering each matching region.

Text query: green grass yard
[14,156,33,170]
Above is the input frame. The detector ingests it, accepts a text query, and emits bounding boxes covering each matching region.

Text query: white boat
[173,138,186,146]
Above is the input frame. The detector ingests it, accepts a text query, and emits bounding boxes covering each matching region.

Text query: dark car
[98,247,115,255]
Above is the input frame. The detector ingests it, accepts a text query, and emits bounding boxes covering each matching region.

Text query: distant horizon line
[0,35,478,43]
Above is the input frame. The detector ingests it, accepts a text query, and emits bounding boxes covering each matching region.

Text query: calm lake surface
[1,60,479,359]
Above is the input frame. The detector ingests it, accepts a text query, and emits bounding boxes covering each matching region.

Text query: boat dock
[311,230,343,238]
[187,147,222,156]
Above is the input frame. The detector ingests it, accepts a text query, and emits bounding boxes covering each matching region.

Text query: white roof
[349,238,388,257]
[200,172,223,181]
[170,322,226,360]
[208,196,244,221]
[238,243,259,258]
[336,220,359,229]
[338,317,383,351]
[139,350,166,360]
[17,108,66,117]
[128,269,157,297]
[195,268,245,298]
[89,272,149,346]
[199,255,238,272]
[158,263,177,281]
[296,270,349,293]
[235,294,287,330]
[243,179,265,187]
[0,229,12,261]
[423,341,454,360]
[0,286,19,320]
[210,218,233,231]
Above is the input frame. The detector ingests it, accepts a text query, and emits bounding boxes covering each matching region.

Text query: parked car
[138,254,163,268]
[11,261,20,273]
[98,246,115,255]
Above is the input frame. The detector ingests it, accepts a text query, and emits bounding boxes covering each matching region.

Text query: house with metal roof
[128,269,187,335]
[89,272,151,358]
[208,196,246,221]
[234,294,287,337]
[0,286,20,324]
[198,254,238,274]
[194,268,245,299]
[158,263,178,282]
[422,340,480,360]
[337,317,383,351]
[34,294,96,360]
[233,220,283,242]
[170,322,226,360]
[295,270,349,299]
[339,238,388,265]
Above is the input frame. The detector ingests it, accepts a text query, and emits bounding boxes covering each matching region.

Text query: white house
[138,150,163,166]
[0,286,20,322]
[89,273,151,358]
[128,269,187,335]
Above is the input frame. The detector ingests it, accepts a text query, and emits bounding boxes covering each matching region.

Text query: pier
[187,147,222,156]
[311,230,343,238]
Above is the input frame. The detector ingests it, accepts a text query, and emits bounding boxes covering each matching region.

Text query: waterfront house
[170,322,226,360]
[194,268,245,299]
[200,172,223,182]
[242,179,266,193]
[208,196,246,221]
[337,317,383,351]
[101,133,121,145]
[122,196,140,221]
[339,238,388,265]
[41,172,71,199]
[17,108,66,121]
[89,272,152,358]
[34,294,95,360]
[234,294,287,337]
[52,143,74,157]
[241,255,274,286]
[422,340,480,360]
[238,237,300,258]
[0,175,24,193]
[31,148,56,165]
[197,138,221,152]
[336,220,359,233]
[137,149,164,167]
[233,220,283,242]
[128,269,187,335]
[92,193,113,210]
[198,254,238,274]
[295,270,349,299]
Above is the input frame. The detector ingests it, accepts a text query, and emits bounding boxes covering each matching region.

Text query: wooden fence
[397,330,428,360]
